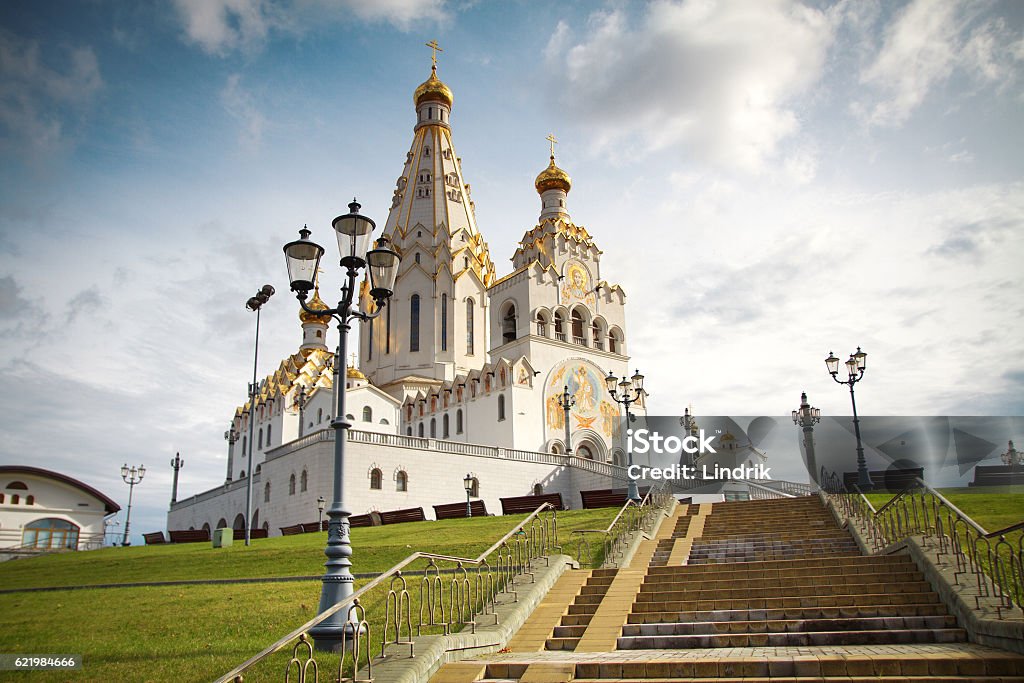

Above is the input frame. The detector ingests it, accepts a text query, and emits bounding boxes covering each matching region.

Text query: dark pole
[120,464,144,546]
[559,385,575,454]
[122,479,134,546]
[170,452,184,504]
[825,348,869,491]
[244,306,260,547]
[849,383,869,489]
[792,392,820,486]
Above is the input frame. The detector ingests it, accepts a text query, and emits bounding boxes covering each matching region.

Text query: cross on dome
[425,39,443,69]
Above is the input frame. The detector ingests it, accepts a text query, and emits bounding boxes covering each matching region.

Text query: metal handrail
[215,502,559,683]
[820,467,1023,618]
[571,484,672,568]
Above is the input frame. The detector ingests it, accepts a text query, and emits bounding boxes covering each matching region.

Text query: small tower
[535,134,572,221]
[299,286,330,356]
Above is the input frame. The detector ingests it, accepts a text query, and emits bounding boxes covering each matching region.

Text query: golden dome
[535,155,572,194]
[414,66,453,108]
[299,287,330,325]
[347,366,367,380]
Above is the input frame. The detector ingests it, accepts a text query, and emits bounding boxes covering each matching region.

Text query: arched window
[317,408,323,423]
[370,468,382,490]
[380,418,389,425]
[264,482,271,502]
[498,394,506,421]
[414,252,421,264]
[533,483,543,496]
[410,294,420,352]
[241,436,247,456]
[551,442,563,454]
[11,494,20,504]
[577,444,594,460]
[443,413,450,438]
[362,406,372,422]
[252,509,259,530]
[571,310,585,345]
[300,469,308,492]
[468,477,479,497]
[255,464,261,475]
[554,312,565,341]
[202,522,211,534]
[22,518,80,550]
[609,328,623,354]
[591,321,602,350]
[441,293,448,351]
[258,428,263,450]
[418,423,424,437]
[456,409,464,434]
[406,426,412,436]
[0,493,4,503]
[502,303,517,343]
[233,514,246,531]
[267,424,272,445]
[396,470,408,492]
[536,311,549,337]
[466,298,475,355]
[6,481,27,490]
[430,418,437,438]
[289,473,296,495]
[239,470,245,479]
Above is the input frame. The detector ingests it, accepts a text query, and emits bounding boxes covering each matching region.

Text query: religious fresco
[561,259,596,308]
[546,360,618,439]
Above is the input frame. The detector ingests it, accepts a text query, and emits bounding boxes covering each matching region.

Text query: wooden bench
[500,493,564,515]
[168,529,210,544]
[279,524,304,536]
[143,531,166,545]
[433,500,488,520]
[579,487,651,509]
[379,507,426,525]
[349,514,374,528]
[232,528,269,540]
[301,522,322,533]
[970,464,1024,487]
[843,467,923,492]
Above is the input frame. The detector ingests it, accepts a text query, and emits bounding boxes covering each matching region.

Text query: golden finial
[546,133,558,159]
[426,39,443,70]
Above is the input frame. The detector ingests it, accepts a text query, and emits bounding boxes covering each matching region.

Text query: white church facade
[168,57,653,535]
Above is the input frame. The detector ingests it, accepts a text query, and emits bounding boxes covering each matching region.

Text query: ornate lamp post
[317,495,326,530]
[293,385,311,439]
[463,473,474,517]
[120,463,145,546]
[283,199,400,651]
[170,452,184,505]
[792,392,821,486]
[557,385,575,454]
[223,426,239,482]
[606,369,645,502]
[825,348,869,490]
[679,407,699,468]
[243,284,275,547]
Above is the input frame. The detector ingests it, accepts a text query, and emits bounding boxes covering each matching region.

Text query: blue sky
[0,0,1021,543]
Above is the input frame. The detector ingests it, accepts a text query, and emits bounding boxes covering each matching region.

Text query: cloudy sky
[1,0,1021,543]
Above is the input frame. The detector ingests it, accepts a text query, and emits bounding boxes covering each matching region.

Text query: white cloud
[221,74,266,150]
[857,0,1023,126]
[543,1,834,174]
[0,30,102,154]
[173,0,448,55]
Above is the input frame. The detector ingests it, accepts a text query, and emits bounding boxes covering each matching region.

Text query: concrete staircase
[429,495,1024,683]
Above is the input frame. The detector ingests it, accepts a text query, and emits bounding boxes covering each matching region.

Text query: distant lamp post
[223,427,239,482]
[244,284,275,547]
[317,495,326,530]
[825,348,869,490]
[792,392,821,486]
[558,385,575,454]
[293,385,311,439]
[283,199,400,651]
[679,407,699,468]
[120,463,145,546]
[1002,441,1021,467]
[464,473,475,517]
[606,369,646,502]
[170,452,184,505]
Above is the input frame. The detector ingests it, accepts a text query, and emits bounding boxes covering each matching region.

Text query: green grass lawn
[0,508,617,682]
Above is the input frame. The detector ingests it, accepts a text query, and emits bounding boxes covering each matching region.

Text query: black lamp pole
[244,285,275,547]
[606,369,646,502]
[120,463,145,546]
[825,348,869,490]
[558,385,575,454]
[792,392,821,486]
[463,473,474,517]
[169,452,184,505]
[283,200,400,652]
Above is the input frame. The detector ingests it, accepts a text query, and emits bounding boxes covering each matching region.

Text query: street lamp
[283,199,400,652]
[463,473,475,517]
[223,426,239,483]
[170,452,184,505]
[120,463,145,546]
[679,407,699,468]
[293,385,311,439]
[243,284,275,547]
[317,495,326,530]
[606,369,645,502]
[557,385,575,454]
[825,347,869,490]
[792,392,821,486]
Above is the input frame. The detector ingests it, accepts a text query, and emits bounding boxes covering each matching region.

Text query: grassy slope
[0,508,616,683]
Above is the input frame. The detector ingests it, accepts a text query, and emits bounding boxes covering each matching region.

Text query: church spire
[535,134,572,221]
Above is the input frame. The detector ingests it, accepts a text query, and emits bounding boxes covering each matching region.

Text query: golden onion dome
[299,288,330,325]
[347,366,367,380]
[535,155,572,194]
[414,66,453,108]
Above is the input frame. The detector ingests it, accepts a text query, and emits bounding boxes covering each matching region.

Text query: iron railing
[747,480,797,499]
[571,484,673,568]
[215,503,560,683]
[820,466,1023,618]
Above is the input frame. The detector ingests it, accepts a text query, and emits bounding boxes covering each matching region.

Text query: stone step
[638,570,926,592]
[621,614,959,636]
[630,591,942,613]
[552,624,588,638]
[627,602,951,624]
[543,636,580,650]
[645,554,910,575]
[633,581,935,602]
[616,627,969,649]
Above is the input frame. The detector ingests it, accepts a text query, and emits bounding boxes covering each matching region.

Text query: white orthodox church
[168,57,650,535]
